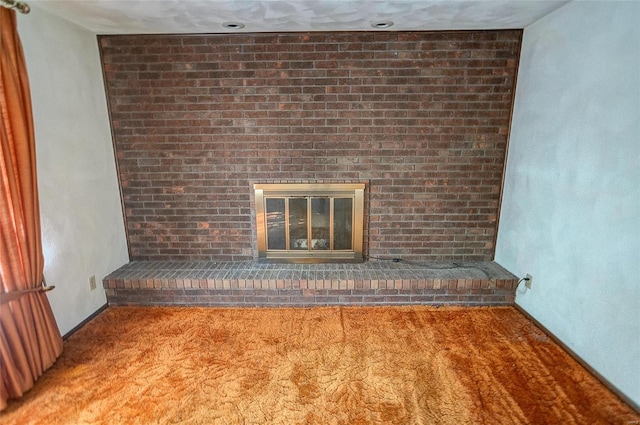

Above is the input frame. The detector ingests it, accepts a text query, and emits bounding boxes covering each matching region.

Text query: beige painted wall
[17,8,128,335]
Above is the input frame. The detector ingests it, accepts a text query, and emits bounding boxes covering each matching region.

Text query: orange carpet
[1,306,637,424]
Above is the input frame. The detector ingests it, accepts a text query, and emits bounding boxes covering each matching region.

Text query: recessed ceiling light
[222,22,245,30]
[371,21,394,29]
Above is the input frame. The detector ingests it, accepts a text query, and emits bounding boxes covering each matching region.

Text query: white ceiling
[30,0,570,35]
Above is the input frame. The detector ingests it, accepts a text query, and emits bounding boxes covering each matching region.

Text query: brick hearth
[103,260,518,306]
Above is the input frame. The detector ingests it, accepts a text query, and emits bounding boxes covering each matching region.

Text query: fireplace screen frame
[254,183,365,263]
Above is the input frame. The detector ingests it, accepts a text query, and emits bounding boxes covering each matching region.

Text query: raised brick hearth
[103,260,518,306]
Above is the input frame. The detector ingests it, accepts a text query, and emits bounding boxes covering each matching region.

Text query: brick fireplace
[100,30,521,264]
[100,30,521,306]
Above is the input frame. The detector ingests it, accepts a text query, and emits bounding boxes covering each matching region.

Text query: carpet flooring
[1,306,638,424]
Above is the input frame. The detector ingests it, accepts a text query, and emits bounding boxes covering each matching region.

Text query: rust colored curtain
[0,8,63,410]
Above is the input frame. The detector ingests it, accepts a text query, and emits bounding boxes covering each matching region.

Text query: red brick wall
[100,30,521,262]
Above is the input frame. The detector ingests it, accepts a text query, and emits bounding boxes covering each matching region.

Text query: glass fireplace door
[289,198,308,250]
[333,198,353,251]
[265,198,286,250]
[255,183,364,262]
[311,197,330,250]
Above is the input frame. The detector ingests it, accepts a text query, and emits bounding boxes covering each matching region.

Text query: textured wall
[496,2,640,406]
[18,8,129,335]
[100,30,521,262]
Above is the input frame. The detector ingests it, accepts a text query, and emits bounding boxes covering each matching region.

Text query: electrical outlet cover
[525,273,532,289]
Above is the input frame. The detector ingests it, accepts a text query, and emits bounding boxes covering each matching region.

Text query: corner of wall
[496,0,640,406]
[18,7,129,335]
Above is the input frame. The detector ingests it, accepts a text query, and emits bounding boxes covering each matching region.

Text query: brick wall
[100,30,521,262]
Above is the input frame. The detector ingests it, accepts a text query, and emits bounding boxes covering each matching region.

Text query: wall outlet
[525,273,533,289]
[89,275,97,291]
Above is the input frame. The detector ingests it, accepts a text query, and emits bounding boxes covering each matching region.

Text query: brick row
[106,287,515,307]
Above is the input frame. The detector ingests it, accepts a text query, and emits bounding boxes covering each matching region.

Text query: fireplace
[254,183,365,263]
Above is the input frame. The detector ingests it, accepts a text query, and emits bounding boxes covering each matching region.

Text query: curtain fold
[0,8,63,411]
